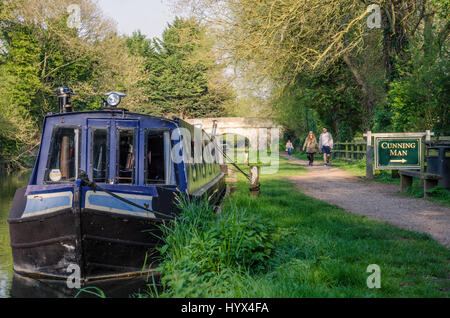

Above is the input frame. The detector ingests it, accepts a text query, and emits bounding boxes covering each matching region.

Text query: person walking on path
[302,131,318,166]
[319,127,333,166]
[286,140,294,156]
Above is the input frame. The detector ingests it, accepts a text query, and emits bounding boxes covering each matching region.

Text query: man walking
[319,127,333,166]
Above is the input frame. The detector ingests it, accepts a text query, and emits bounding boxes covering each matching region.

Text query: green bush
[155,195,274,297]
[405,185,425,198]
[426,186,450,200]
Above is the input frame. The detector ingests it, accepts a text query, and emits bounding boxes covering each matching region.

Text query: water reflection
[0,171,30,298]
[10,273,157,298]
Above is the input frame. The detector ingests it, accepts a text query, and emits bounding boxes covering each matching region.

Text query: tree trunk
[382,8,394,86]
[342,54,376,132]
[381,4,410,88]
[333,119,339,141]
[423,13,434,60]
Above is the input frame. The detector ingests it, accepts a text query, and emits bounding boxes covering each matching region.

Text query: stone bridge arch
[185,117,282,150]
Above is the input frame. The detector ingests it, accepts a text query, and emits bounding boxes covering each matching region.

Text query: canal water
[0,171,155,298]
[0,171,29,298]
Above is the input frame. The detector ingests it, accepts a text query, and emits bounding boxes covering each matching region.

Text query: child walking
[286,140,294,156]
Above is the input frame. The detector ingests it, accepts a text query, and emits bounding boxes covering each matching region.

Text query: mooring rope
[202,130,252,182]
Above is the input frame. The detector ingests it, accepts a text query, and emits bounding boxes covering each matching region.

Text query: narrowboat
[8,87,226,282]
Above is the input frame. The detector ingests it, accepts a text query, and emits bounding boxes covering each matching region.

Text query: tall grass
[149,196,275,297]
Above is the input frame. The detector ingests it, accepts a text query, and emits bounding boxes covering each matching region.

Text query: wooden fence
[332,138,366,161]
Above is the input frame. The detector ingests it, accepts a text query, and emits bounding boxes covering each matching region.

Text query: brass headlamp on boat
[56,86,76,113]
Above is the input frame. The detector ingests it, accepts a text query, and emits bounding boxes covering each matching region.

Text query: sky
[96,0,175,39]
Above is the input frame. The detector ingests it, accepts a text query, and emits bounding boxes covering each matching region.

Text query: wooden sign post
[364,131,373,180]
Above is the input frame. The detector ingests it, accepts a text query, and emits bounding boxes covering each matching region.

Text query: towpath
[280,152,450,247]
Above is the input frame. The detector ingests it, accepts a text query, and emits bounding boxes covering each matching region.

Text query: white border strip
[85,191,155,218]
[22,191,73,218]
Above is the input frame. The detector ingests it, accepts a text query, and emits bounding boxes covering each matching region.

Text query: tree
[273,60,363,142]
[173,0,381,128]
[173,0,446,132]
[0,0,146,168]
[126,18,235,118]
[387,3,449,135]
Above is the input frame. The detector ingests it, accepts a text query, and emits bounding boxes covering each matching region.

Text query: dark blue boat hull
[8,178,226,281]
[9,204,163,281]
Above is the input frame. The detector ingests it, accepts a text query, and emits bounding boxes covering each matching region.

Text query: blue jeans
[288,148,292,155]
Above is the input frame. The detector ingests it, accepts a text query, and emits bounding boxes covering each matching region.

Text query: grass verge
[141,157,449,297]
[401,185,450,207]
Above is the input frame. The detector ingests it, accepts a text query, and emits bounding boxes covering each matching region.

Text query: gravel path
[281,153,450,247]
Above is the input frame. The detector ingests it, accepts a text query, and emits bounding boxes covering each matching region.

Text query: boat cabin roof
[43,109,180,126]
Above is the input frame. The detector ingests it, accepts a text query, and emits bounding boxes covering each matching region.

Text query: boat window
[117,129,135,184]
[45,127,79,183]
[191,164,197,182]
[145,130,175,185]
[202,132,210,176]
[91,129,109,183]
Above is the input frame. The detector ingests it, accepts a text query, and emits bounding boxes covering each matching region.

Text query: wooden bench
[399,170,442,198]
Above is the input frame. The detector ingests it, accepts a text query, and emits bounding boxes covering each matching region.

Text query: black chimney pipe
[56,86,75,113]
